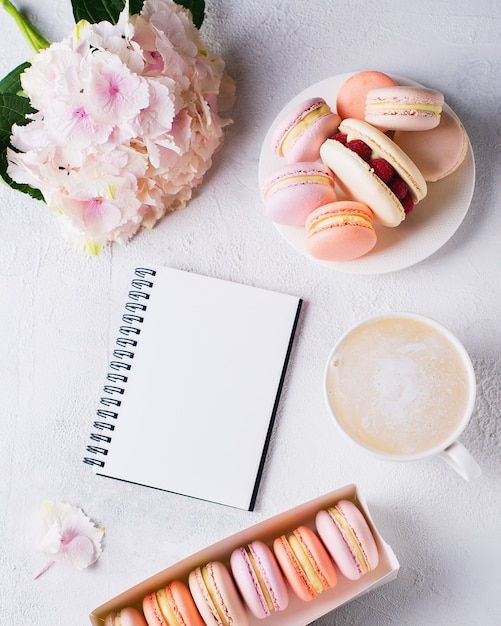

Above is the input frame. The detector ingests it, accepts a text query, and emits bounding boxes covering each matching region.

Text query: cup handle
[440,440,482,481]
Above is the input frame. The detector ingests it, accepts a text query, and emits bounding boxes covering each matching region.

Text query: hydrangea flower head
[7,0,234,253]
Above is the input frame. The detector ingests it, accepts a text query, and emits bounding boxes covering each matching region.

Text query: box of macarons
[90,484,399,625]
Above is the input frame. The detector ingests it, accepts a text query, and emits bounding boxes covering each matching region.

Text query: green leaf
[129,0,144,14]
[0,62,30,95]
[174,0,205,28]
[0,93,43,200]
[72,0,128,25]
[71,0,204,28]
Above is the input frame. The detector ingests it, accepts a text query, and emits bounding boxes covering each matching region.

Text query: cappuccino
[326,315,474,457]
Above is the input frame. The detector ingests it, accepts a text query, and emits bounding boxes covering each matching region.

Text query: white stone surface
[1,1,500,624]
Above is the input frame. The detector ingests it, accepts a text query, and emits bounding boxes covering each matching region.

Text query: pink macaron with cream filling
[188,561,249,626]
[261,162,337,226]
[365,85,444,131]
[315,500,379,581]
[271,97,341,163]
[230,540,289,619]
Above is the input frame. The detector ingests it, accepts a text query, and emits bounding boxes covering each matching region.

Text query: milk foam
[326,317,472,456]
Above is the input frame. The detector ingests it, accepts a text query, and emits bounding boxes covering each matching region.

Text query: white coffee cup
[324,312,481,481]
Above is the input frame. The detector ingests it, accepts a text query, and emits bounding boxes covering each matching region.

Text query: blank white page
[85,265,302,510]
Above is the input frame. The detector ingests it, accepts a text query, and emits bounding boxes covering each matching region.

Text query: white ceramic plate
[258,73,475,275]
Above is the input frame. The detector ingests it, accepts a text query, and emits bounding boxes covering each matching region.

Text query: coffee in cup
[324,313,481,480]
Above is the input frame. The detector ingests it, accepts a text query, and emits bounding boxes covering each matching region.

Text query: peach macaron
[105,607,148,626]
[315,500,379,581]
[305,201,377,262]
[336,71,397,121]
[273,525,337,602]
[271,97,340,163]
[143,580,205,626]
[261,162,337,226]
[393,111,469,181]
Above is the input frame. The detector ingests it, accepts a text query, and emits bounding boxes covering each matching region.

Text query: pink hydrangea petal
[83,197,122,235]
[56,535,96,570]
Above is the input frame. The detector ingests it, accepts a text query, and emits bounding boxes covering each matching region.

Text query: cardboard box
[89,484,399,625]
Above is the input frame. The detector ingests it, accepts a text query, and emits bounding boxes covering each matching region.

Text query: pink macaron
[365,85,444,131]
[104,607,148,626]
[315,500,379,581]
[188,561,249,626]
[393,110,469,181]
[230,540,289,619]
[261,162,337,226]
[336,71,397,121]
[271,97,341,163]
[273,525,338,602]
[305,201,377,262]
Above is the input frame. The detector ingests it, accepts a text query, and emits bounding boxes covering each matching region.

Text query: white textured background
[1,1,500,624]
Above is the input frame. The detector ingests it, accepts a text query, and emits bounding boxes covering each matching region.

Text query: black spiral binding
[83,267,157,468]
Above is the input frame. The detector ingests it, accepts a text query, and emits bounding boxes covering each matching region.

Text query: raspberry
[370,158,395,183]
[401,193,414,214]
[330,132,347,144]
[346,139,372,161]
[389,176,409,200]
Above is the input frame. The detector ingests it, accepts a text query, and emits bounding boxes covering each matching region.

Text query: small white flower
[33,501,104,579]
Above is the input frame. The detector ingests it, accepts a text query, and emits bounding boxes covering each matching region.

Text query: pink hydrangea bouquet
[0,0,234,253]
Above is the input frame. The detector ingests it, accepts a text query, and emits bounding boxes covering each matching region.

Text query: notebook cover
[84,265,302,510]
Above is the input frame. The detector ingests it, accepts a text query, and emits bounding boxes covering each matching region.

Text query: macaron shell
[336,71,397,121]
[261,162,337,226]
[273,526,337,602]
[306,201,377,262]
[230,540,289,618]
[315,500,379,581]
[163,580,205,626]
[283,111,341,163]
[320,137,405,227]
[188,561,249,626]
[105,607,148,626]
[338,118,427,202]
[393,111,469,181]
[365,86,444,131]
[271,98,341,163]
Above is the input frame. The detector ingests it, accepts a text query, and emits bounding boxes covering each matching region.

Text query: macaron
[365,85,444,131]
[143,580,205,626]
[188,561,249,626]
[393,111,469,181]
[273,525,338,602]
[320,118,427,227]
[230,540,289,619]
[105,607,148,626]
[336,71,397,121]
[261,162,337,226]
[271,97,341,163]
[315,500,379,581]
[305,201,377,262]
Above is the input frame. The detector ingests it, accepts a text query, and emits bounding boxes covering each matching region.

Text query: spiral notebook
[83,265,302,510]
